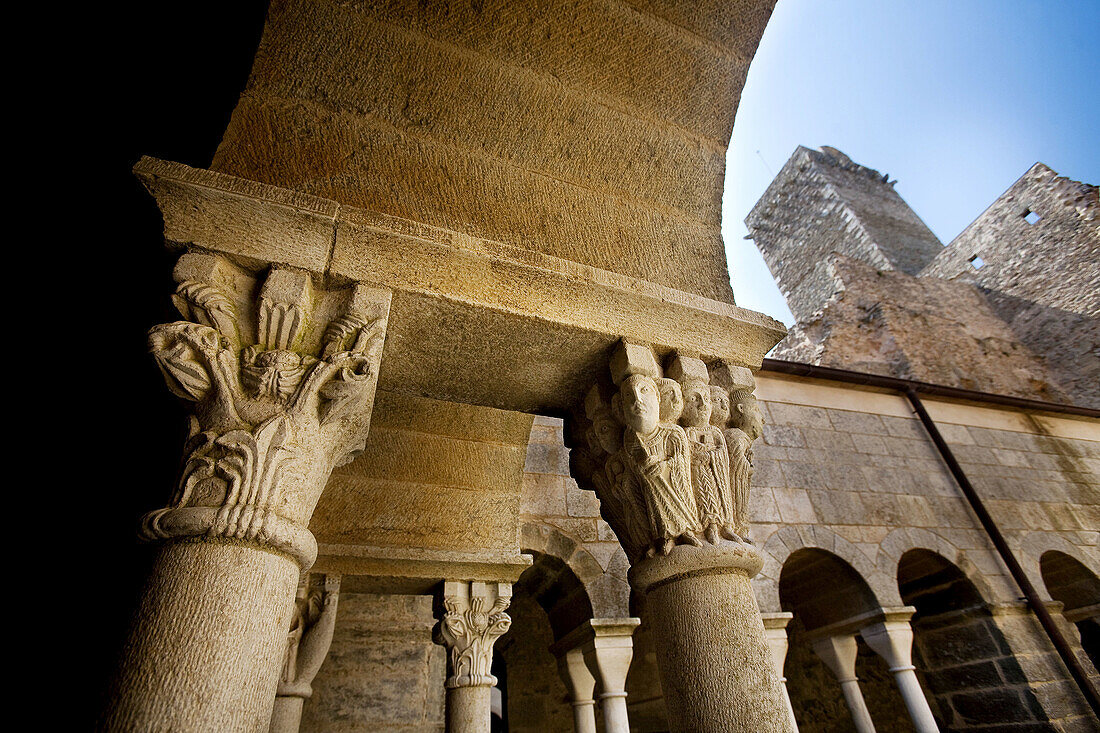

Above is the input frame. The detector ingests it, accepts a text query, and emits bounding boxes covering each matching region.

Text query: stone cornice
[135,157,785,414]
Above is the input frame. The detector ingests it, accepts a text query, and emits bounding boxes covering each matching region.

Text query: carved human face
[736,397,765,441]
[680,383,712,427]
[709,386,730,427]
[657,378,684,424]
[621,374,660,435]
[592,414,623,454]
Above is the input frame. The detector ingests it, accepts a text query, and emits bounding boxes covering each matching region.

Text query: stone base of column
[269,696,305,733]
[447,685,492,733]
[631,543,794,733]
[104,541,299,731]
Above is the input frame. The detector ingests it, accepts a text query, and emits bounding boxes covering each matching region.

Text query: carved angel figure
[679,381,738,544]
[619,374,702,556]
[724,387,766,539]
[585,408,650,562]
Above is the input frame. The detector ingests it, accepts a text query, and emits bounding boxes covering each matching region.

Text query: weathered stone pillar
[762,612,800,731]
[104,253,390,732]
[554,645,598,733]
[270,574,341,733]
[434,581,513,733]
[568,344,793,733]
[812,634,877,733]
[861,609,940,733]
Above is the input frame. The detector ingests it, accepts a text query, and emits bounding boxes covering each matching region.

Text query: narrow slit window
[1023,209,1041,225]
[969,255,985,269]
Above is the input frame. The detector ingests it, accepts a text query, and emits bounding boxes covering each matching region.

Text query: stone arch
[1016,531,1100,603]
[755,524,901,613]
[877,527,999,604]
[1040,550,1100,616]
[519,520,630,620]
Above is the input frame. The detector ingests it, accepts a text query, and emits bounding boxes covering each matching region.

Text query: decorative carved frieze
[567,342,766,563]
[277,574,341,699]
[143,253,391,569]
[434,581,512,689]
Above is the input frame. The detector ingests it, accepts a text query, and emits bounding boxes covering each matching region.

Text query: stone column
[762,612,800,731]
[270,574,341,733]
[584,619,639,733]
[861,609,940,733]
[104,254,390,731]
[434,581,513,733]
[555,645,598,733]
[567,344,794,733]
[811,634,877,733]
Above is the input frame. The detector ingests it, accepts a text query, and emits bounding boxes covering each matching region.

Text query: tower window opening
[969,255,986,269]
[1023,209,1041,225]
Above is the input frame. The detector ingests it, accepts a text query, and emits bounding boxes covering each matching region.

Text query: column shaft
[447,686,492,733]
[644,566,794,732]
[269,697,305,733]
[104,542,298,731]
[812,633,876,733]
[861,616,939,733]
[839,680,877,733]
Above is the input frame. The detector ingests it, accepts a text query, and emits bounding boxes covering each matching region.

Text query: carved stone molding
[434,581,512,689]
[142,252,391,569]
[567,341,766,566]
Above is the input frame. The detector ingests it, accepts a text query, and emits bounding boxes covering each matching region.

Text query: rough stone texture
[301,593,445,732]
[211,0,780,304]
[745,146,945,323]
[746,149,1100,409]
[511,379,1100,729]
[921,163,1100,409]
[921,163,1099,318]
[316,391,533,557]
[644,565,795,732]
[771,255,1071,402]
[103,543,299,732]
[498,594,575,733]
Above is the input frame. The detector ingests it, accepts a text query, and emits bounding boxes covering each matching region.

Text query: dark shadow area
[900,549,1047,731]
[68,3,270,726]
[1040,550,1100,670]
[780,548,913,733]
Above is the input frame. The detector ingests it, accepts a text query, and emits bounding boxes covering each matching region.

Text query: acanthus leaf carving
[435,582,512,689]
[143,254,390,569]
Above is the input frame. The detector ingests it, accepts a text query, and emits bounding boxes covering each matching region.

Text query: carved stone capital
[143,252,391,569]
[434,581,512,689]
[567,341,766,566]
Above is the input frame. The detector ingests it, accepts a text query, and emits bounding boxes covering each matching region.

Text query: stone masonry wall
[302,593,445,733]
[509,376,1100,732]
[922,163,1099,317]
[771,255,1072,403]
[920,163,1100,409]
[210,0,780,303]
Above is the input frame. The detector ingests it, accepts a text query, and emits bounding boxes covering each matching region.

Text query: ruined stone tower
[745,145,944,323]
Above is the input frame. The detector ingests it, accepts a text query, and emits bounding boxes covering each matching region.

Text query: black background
[67,3,270,724]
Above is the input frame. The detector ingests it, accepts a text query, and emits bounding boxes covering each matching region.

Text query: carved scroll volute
[567,342,765,565]
[434,581,512,689]
[143,252,391,569]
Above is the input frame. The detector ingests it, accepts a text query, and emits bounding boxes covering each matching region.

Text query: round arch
[519,520,630,619]
[878,527,999,604]
[756,524,901,613]
[1017,532,1100,603]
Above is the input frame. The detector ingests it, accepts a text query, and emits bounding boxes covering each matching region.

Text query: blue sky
[723,0,1100,325]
